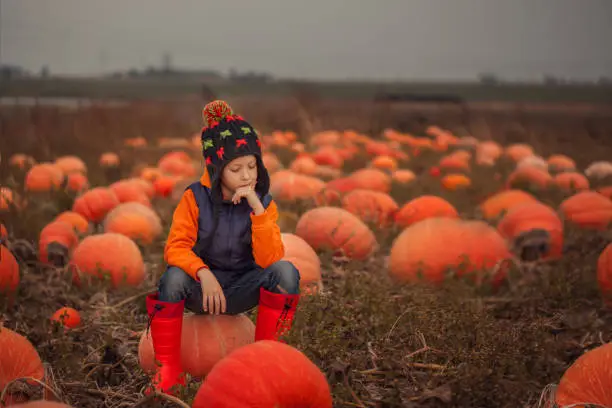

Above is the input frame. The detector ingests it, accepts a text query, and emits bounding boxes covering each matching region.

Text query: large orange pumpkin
[270,171,325,202]
[553,172,590,191]
[479,190,539,220]
[348,168,391,193]
[72,187,120,223]
[54,211,90,235]
[0,325,45,405]
[547,154,576,173]
[0,244,19,296]
[341,189,399,227]
[506,166,552,190]
[388,218,511,286]
[109,179,152,207]
[38,221,79,266]
[54,156,87,175]
[192,340,332,408]
[496,202,563,261]
[555,342,612,407]
[597,243,612,305]
[295,207,377,260]
[391,169,416,184]
[139,314,254,378]
[70,233,145,288]
[24,163,64,192]
[314,177,360,206]
[103,202,162,245]
[395,196,458,229]
[281,233,322,293]
[559,191,612,230]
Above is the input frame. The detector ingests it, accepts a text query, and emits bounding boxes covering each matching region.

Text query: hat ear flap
[254,156,270,197]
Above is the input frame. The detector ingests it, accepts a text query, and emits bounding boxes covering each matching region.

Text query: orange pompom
[203,100,233,126]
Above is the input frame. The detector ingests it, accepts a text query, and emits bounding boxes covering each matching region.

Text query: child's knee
[159,266,192,294]
[268,260,300,294]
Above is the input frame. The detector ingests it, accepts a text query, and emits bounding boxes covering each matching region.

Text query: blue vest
[188,182,272,273]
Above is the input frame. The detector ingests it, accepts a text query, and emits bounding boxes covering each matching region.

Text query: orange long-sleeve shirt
[163,173,285,281]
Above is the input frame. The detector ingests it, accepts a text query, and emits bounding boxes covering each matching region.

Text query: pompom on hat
[200,100,269,203]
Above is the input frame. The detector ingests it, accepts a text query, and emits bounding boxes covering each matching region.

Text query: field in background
[2,77,612,104]
[1,83,612,407]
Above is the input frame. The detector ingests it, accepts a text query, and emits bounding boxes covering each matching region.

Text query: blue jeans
[158,260,300,315]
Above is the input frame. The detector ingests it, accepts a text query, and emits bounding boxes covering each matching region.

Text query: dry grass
[1,97,611,407]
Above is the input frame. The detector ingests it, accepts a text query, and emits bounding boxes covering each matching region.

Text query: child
[145,100,301,394]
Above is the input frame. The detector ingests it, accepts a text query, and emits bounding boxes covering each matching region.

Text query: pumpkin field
[1,95,612,407]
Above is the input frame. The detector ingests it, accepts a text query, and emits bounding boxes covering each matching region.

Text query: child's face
[220,155,258,195]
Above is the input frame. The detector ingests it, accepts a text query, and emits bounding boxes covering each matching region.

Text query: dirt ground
[1,97,611,407]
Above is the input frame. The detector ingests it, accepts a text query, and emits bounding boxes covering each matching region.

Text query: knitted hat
[201,100,270,203]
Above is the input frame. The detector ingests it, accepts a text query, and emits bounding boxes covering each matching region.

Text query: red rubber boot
[254,287,300,342]
[144,293,186,395]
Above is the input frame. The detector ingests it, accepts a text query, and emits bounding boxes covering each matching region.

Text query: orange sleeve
[250,199,285,268]
[164,189,208,281]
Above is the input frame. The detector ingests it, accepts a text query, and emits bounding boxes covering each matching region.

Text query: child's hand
[196,268,226,314]
[232,185,265,214]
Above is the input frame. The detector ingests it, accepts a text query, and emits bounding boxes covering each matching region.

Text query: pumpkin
[391,169,416,184]
[154,175,182,198]
[370,155,398,171]
[139,313,254,378]
[103,202,162,245]
[598,186,612,199]
[476,141,503,165]
[289,156,319,176]
[295,207,377,260]
[281,233,322,293]
[517,156,548,172]
[0,244,19,295]
[441,173,471,191]
[24,163,64,192]
[597,243,612,305]
[479,190,539,220]
[547,154,576,173]
[1,187,16,211]
[99,152,120,167]
[505,144,534,162]
[0,224,7,240]
[559,191,612,230]
[506,166,552,190]
[341,189,399,228]
[0,324,45,405]
[64,173,89,193]
[72,187,120,223]
[311,146,344,168]
[555,342,612,407]
[158,157,196,178]
[496,202,563,261]
[553,172,589,191]
[348,168,391,193]
[50,307,81,329]
[8,154,36,170]
[192,340,332,408]
[584,161,612,179]
[439,155,470,172]
[270,171,325,202]
[314,177,360,206]
[262,152,282,173]
[395,196,458,229]
[38,221,79,266]
[70,233,145,288]
[54,156,87,175]
[388,218,511,286]
[54,211,90,235]
[109,179,152,206]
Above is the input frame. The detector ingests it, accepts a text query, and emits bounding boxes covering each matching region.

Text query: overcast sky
[1,0,611,81]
